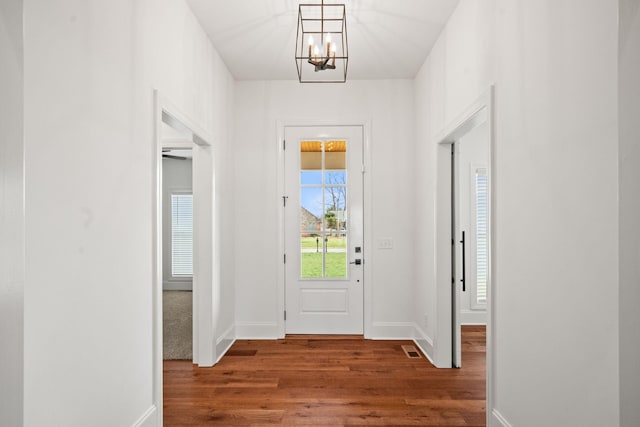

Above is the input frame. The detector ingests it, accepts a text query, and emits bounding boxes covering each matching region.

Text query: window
[474,169,488,307]
[171,193,193,277]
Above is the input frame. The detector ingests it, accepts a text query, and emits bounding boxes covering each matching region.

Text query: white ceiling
[186,0,460,81]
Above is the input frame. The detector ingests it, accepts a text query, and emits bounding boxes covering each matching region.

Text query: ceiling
[185,0,460,81]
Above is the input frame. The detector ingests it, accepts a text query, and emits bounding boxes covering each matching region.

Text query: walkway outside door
[284,126,364,334]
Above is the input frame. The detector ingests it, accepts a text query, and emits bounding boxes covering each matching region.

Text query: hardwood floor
[163,326,486,426]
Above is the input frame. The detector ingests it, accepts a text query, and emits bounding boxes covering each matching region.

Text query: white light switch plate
[377,238,393,249]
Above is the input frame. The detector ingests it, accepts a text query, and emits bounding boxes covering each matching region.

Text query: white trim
[432,86,495,426]
[412,324,436,366]
[131,405,157,427]
[162,281,192,291]
[491,409,513,427]
[235,321,280,339]
[461,309,487,325]
[153,90,217,425]
[276,118,373,338]
[369,321,415,339]
[215,323,236,364]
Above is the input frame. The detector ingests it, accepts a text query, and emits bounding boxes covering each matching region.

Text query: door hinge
[283,253,287,264]
[284,310,287,320]
[282,195,288,207]
[283,140,286,150]
[452,277,455,284]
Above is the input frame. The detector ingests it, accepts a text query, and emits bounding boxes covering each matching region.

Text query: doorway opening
[451,115,490,367]
[434,87,494,422]
[153,92,217,423]
[161,146,193,360]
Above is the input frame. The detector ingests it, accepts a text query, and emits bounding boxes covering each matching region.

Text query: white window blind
[171,194,193,277]
[475,170,488,305]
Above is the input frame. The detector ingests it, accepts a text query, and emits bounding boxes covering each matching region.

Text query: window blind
[475,170,488,305]
[171,194,193,277]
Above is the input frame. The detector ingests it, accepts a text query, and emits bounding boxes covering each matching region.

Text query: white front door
[284,126,364,334]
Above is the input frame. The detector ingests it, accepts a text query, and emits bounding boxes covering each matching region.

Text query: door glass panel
[301,171,322,185]
[301,236,324,278]
[300,187,323,224]
[324,186,346,231]
[325,233,347,278]
[325,140,346,169]
[299,139,348,279]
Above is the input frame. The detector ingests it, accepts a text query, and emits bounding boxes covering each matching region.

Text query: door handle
[460,231,466,292]
[350,259,362,265]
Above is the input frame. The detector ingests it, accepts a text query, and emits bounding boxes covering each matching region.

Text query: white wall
[162,158,193,290]
[23,0,234,425]
[234,80,415,338]
[413,0,493,364]
[415,0,620,425]
[0,1,24,426]
[619,1,640,425]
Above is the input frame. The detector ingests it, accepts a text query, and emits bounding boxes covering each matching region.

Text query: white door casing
[284,126,364,334]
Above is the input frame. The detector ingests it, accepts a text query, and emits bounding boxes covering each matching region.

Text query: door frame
[153,91,217,424]
[433,86,494,423]
[276,119,372,338]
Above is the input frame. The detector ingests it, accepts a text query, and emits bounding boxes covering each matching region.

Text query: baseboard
[412,324,436,366]
[162,281,192,291]
[235,321,280,339]
[131,405,156,427]
[215,323,236,364]
[491,409,513,427]
[368,321,415,339]
[461,309,487,325]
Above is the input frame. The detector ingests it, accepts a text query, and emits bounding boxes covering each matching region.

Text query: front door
[284,126,364,334]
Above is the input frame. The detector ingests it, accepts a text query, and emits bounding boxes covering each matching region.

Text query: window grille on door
[299,140,348,279]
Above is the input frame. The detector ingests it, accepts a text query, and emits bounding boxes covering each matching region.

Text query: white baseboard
[215,323,236,364]
[461,309,487,325]
[491,409,512,427]
[162,281,192,291]
[368,321,415,339]
[412,324,436,366]
[132,405,156,427]
[235,321,280,339]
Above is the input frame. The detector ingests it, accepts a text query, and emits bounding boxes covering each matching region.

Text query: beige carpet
[163,290,192,360]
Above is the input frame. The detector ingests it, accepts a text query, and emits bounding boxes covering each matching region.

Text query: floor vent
[401,345,422,359]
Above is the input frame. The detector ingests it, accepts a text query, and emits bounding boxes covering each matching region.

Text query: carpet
[163,290,192,360]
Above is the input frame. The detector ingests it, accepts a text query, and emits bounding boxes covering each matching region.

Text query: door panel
[284,126,363,334]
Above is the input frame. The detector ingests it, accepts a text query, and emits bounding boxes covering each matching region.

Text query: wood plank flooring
[163,326,486,426]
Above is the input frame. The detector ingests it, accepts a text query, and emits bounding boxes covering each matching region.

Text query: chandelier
[295,0,348,83]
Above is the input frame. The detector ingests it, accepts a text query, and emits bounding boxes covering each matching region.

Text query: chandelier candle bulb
[308,36,314,59]
[325,34,331,58]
